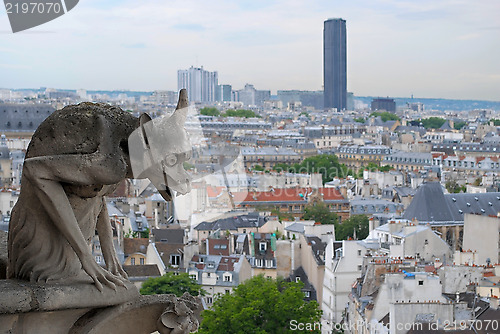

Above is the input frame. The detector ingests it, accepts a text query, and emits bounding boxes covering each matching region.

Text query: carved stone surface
[0,89,201,333]
[0,231,6,279]
[7,89,190,292]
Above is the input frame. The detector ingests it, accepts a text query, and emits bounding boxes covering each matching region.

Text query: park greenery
[490,119,500,126]
[454,121,467,130]
[419,117,446,129]
[124,228,149,239]
[335,215,370,240]
[354,117,365,123]
[198,275,322,334]
[303,202,338,225]
[225,109,260,118]
[273,154,354,184]
[140,272,205,297]
[199,107,260,118]
[445,180,466,194]
[199,107,220,116]
[303,203,369,240]
[370,111,400,122]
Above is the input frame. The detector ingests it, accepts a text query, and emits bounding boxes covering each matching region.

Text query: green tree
[419,117,446,129]
[140,272,205,297]
[224,109,260,118]
[490,119,500,126]
[454,121,467,130]
[200,107,220,116]
[335,215,370,240]
[273,163,291,173]
[253,164,265,172]
[273,154,353,183]
[303,202,338,225]
[125,228,150,239]
[445,180,463,194]
[199,275,322,334]
[362,162,392,172]
[370,112,400,122]
[293,154,352,183]
[354,117,366,123]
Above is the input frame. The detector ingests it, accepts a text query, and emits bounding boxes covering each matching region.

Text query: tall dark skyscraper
[324,18,347,111]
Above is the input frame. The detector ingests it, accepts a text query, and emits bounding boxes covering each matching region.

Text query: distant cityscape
[0,17,499,333]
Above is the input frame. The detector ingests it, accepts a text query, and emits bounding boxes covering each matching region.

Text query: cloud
[121,43,147,48]
[172,23,205,31]
[0,0,498,100]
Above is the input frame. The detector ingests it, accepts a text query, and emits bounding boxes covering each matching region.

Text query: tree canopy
[140,272,205,297]
[273,154,353,184]
[303,202,338,225]
[200,107,221,117]
[354,117,365,123]
[198,275,322,334]
[445,180,466,194]
[419,117,446,129]
[490,119,500,126]
[454,121,467,130]
[362,162,392,172]
[370,111,400,122]
[225,109,260,118]
[335,214,370,240]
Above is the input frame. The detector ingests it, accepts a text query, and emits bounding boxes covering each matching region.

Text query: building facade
[177,66,218,103]
[324,18,347,111]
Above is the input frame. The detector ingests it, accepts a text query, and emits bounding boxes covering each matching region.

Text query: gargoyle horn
[172,89,188,125]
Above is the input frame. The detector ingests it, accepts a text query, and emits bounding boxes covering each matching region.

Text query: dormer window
[259,242,267,251]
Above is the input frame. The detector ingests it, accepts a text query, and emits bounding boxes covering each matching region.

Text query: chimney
[339,186,347,199]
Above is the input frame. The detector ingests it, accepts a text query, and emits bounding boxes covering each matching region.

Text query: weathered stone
[0,89,201,333]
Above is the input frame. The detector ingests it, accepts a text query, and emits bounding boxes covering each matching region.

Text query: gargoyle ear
[172,90,189,125]
[139,113,153,148]
[139,113,152,127]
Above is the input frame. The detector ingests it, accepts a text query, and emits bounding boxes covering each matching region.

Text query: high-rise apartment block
[371,98,396,113]
[324,18,347,111]
[216,84,232,102]
[177,66,218,103]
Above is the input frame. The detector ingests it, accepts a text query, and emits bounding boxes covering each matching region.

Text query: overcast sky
[1,0,499,100]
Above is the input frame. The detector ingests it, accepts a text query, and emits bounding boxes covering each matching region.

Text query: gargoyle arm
[96,202,128,279]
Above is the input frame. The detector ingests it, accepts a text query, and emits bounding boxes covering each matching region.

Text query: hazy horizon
[1,0,499,101]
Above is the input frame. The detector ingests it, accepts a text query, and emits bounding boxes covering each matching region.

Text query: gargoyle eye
[165,154,177,167]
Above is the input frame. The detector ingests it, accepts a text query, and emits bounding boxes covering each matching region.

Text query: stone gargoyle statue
[1,89,202,334]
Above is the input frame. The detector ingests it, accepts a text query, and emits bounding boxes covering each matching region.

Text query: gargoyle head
[128,89,192,201]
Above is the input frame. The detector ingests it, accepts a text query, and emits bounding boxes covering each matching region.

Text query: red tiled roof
[217,257,239,271]
[233,187,345,203]
[207,186,224,198]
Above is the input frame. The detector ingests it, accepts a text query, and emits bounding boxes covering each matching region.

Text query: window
[259,242,267,251]
[140,258,145,265]
[295,277,301,283]
[206,297,213,304]
[225,289,230,294]
[224,274,231,282]
[266,260,274,268]
[357,265,362,271]
[95,255,102,263]
[170,254,181,267]
[131,257,136,265]
[357,250,362,256]
[304,291,311,298]
[418,280,424,286]
[190,274,197,280]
